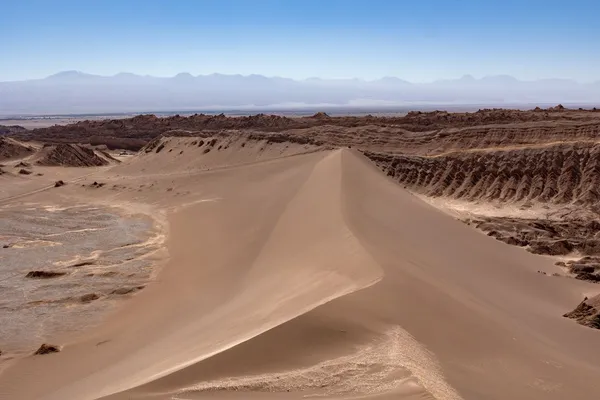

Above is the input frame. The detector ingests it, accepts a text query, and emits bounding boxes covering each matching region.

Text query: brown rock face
[34,344,61,355]
[365,141,600,205]
[9,106,598,150]
[25,270,67,279]
[529,240,574,256]
[0,137,33,161]
[35,144,108,167]
[564,295,600,329]
[80,293,100,303]
[8,107,600,207]
[0,125,26,135]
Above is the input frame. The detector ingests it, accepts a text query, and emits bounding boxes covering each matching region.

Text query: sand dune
[119,135,324,175]
[1,138,600,400]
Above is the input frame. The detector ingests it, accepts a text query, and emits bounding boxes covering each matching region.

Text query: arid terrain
[1,106,600,400]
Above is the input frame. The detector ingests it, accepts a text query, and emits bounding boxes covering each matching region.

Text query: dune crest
[0,149,386,400]
[2,134,600,400]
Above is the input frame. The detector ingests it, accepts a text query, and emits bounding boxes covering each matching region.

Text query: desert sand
[1,109,600,400]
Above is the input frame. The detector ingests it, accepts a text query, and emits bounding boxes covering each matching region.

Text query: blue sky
[2,0,599,82]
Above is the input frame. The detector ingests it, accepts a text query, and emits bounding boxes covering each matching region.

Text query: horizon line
[4,70,600,85]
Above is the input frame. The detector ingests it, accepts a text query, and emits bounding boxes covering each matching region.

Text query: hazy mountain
[1,72,599,115]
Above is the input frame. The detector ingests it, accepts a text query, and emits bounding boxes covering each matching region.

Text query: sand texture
[1,109,600,400]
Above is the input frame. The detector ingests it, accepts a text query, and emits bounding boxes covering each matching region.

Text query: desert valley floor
[1,108,600,400]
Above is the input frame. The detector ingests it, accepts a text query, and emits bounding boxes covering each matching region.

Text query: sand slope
[1,147,600,400]
[117,135,323,175]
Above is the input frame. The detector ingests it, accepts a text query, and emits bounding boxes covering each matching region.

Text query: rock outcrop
[35,144,108,167]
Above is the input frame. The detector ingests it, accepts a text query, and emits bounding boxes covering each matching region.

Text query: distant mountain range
[1,71,599,115]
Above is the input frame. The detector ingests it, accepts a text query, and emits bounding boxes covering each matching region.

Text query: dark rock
[25,270,67,279]
[529,240,573,256]
[54,180,65,187]
[36,144,108,167]
[568,264,596,274]
[70,261,94,267]
[111,285,145,295]
[564,297,600,329]
[80,293,99,303]
[501,236,528,247]
[34,344,60,355]
[574,272,600,283]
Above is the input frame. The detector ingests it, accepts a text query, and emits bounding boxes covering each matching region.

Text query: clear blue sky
[2,0,599,82]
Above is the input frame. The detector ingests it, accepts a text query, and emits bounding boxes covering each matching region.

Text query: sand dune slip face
[1,135,600,400]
